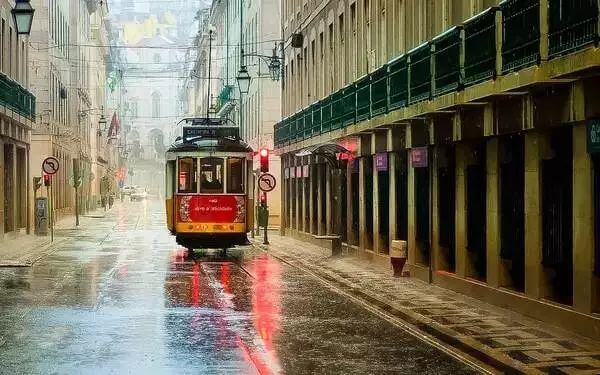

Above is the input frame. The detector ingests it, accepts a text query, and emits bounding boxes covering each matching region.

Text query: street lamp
[236,66,251,95]
[98,114,107,137]
[12,0,35,35]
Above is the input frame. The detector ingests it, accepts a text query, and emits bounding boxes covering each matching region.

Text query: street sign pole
[48,182,53,243]
[42,157,60,242]
[75,186,79,227]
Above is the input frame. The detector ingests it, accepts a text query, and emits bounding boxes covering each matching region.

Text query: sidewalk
[0,208,110,267]
[259,234,600,374]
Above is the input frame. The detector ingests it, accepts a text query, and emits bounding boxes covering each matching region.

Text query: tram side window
[178,158,198,193]
[200,157,224,193]
[227,158,245,194]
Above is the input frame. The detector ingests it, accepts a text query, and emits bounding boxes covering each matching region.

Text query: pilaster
[325,164,332,234]
[455,143,467,278]
[486,138,500,288]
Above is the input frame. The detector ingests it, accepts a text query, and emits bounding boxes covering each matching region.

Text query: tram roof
[166,137,253,153]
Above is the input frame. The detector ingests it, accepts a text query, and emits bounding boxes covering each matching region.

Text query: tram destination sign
[183,126,239,141]
[587,118,600,155]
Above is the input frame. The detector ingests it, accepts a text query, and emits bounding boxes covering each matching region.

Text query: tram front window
[178,157,197,193]
[227,158,245,194]
[200,157,224,193]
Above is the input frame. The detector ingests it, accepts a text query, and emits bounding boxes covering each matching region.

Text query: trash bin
[35,197,49,236]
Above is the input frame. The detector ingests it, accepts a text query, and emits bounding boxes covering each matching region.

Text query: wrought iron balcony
[0,73,36,121]
[433,26,463,97]
[501,0,540,73]
[549,0,599,58]
[408,42,432,104]
[215,85,234,112]
[273,0,600,149]
[464,7,498,86]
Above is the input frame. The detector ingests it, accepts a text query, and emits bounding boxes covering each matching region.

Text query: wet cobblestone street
[0,201,480,374]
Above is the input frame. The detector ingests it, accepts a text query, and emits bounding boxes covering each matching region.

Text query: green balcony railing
[371,65,388,115]
[464,7,498,86]
[433,26,463,97]
[273,0,599,148]
[356,75,371,121]
[388,55,408,110]
[0,73,36,120]
[549,0,599,58]
[501,0,540,73]
[342,84,356,127]
[408,42,432,104]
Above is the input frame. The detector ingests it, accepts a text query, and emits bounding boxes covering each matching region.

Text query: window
[152,92,161,118]
[200,157,224,193]
[227,158,245,193]
[178,158,198,193]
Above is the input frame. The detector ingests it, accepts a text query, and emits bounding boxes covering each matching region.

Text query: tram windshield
[227,158,245,194]
[200,157,224,193]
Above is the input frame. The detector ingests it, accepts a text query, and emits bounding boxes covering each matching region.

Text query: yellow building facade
[276,0,600,340]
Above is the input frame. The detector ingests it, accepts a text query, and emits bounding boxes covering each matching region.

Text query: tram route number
[42,157,60,175]
[258,173,276,192]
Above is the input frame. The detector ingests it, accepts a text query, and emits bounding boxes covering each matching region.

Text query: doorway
[542,127,573,306]
[415,166,430,266]
[3,144,14,234]
[438,146,456,273]
[395,151,408,241]
[364,155,374,250]
[466,144,487,282]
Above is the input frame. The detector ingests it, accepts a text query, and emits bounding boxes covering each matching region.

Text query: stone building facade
[275,0,600,340]
[0,0,36,242]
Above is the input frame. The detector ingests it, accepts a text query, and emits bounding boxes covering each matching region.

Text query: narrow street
[0,201,479,374]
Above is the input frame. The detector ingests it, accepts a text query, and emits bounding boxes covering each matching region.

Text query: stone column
[0,136,4,240]
[431,146,440,271]
[326,164,332,234]
[572,124,595,313]
[288,157,294,231]
[372,155,381,253]
[10,143,17,235]
[455,143,467,278]
[301,160,308,233]
[359,157,367,250]
[388,152,398,245]
[308,159,315,234]
[346,160,354,244]
[317,163,324,235]
[524,132,544,299]
[486,138,501,288]
[407,151,416,267]
[280,156,287,235]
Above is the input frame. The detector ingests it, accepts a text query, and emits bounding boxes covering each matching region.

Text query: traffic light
[259,148,269,173]
[43,174,51,187]
[260,192,267,206]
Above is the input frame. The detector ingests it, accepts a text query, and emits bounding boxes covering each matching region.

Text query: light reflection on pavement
[0,201,479,374]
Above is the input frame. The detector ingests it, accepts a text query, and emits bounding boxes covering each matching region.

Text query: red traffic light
[260,192,267,206]
[259,148,269,173]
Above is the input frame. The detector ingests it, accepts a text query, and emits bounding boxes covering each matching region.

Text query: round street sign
[42,157,60,175]
[258,173,277,192]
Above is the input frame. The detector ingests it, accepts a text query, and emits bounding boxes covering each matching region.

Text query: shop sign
[587,119,600,155]
[375,153,388,171]
[411,147,428,168]
[296,166,302,178]
[302,165,309,178]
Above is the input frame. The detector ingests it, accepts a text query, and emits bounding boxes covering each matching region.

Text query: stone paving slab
[258,234,600,375]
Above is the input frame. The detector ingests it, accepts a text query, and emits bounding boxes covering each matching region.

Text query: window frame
[226,157,246,194]
[177,157,198,194]
[199,157,225,194]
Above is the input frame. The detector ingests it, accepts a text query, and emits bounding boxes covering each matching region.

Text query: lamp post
[12,0,35,35]
[236,66,251,95]
[98,114,107,137]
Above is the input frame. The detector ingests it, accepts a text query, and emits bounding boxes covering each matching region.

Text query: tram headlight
[234,196,246,223]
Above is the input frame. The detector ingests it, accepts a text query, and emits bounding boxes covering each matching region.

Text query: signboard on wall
[411,147,428,168]
[375,153,388,172]
[587,119,600,154]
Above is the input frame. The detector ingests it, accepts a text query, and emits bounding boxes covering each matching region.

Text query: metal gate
[396,151,408,241]
[594,156,600,276]
[500,136,525,290]
[438,147,456,271]
[415,167,430,257]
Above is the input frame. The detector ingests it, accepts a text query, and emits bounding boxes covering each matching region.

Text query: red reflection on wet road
[249,254,282,372]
